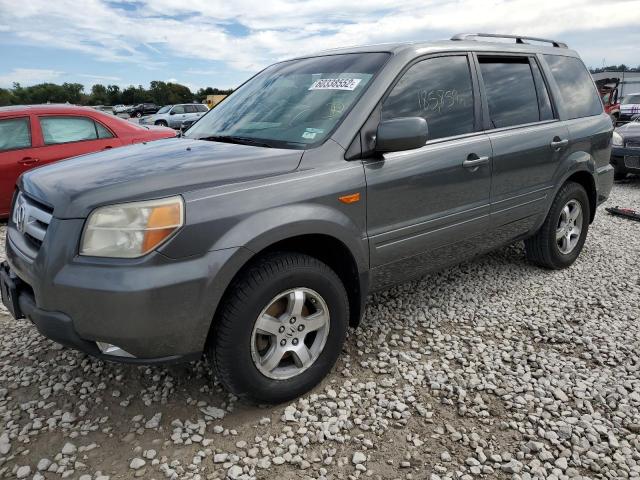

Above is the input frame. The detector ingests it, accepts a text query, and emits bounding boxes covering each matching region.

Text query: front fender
[213,203,369,272]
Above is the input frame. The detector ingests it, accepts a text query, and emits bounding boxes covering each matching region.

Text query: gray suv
[1,34,614,403]
[140,103,209,129]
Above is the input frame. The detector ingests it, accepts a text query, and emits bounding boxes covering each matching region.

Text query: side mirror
[375,117,428,153]
[169,110,176,115]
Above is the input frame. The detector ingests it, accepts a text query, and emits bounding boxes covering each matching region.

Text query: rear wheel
[210,252,349,403]
[525,181,590,269]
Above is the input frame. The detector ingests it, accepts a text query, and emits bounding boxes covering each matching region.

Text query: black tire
[210,252,349,404]
[155,120,168,127]
[525,181,590,269]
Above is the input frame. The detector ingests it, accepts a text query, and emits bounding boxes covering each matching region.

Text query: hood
[616,121,640,138]
[20,137,303,219]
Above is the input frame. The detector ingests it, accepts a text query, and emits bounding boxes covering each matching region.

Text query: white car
[112,104,129,115]
[139,103,209,129]
[620,93,640,123]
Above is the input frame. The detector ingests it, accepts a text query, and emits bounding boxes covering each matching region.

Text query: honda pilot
[1,34,614,403]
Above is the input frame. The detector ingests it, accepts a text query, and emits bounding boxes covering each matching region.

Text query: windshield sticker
[302,131,317,139]
[309,78,362,91]
[306,128,324,134]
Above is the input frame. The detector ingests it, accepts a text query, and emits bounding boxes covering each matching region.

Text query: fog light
[96,342,135,358]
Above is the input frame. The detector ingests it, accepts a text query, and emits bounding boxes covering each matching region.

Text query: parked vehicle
[180,118,202,134]
[619,93,640,123]
[140,103,209,129]
[0,104,176,217]
[129,103,160,118]
[111,104,129,115]
[595,78,620,123]
[1,34,613,404]
[611,117,640,179]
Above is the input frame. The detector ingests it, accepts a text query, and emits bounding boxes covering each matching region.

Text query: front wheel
[525,182,590,269]
[155,120,168,127]
[210,252,349,403]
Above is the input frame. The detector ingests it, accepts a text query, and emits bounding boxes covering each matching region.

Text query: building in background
[205,95,227,109]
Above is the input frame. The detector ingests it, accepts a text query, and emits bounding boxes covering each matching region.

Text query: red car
[0,104,176,217]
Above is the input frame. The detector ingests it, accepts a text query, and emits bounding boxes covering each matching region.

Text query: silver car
[141,103,209,129]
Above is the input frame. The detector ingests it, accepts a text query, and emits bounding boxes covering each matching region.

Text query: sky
[0,0,639,92]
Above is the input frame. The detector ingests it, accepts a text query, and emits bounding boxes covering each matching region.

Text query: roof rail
[451,33,568,49]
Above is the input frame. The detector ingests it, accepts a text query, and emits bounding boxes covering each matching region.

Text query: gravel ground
[0,179,639,480]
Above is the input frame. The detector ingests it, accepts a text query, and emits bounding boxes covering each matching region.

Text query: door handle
[550,138,569,150]
[18,157,39,166]
[463,155,490,169]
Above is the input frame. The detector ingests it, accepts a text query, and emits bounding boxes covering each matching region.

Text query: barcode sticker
[309,78,362,91]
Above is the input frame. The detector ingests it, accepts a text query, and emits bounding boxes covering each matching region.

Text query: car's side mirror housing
[375,117,429,153]
[169,110,176,115]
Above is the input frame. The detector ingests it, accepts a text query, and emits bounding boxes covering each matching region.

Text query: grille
[625,139,640,149]
[12,192,53,249]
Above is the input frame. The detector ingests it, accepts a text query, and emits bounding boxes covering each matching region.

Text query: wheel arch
[203,232,369,354]
[560,169,597,223]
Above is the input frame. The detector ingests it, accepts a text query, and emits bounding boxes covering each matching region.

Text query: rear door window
[0,117,31,152]
[478,57,541,128]
[543,55,603,119]
[382,55,476,140]
[39,116,101,145]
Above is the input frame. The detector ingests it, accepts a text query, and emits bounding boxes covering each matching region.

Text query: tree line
[589,64,640,74]
[0,81,234,107]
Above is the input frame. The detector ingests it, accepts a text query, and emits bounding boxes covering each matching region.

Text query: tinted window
[622,94,640,105]
[196,104,208,112]
[531,60,554,121]
[95,121,114,139]
[184,105,198,113]
[544,55,603,119]
[40,116,98,144]
[479,58,540,128]
[0,117,31,152]
[382,56,475,140]
[172,105,186,114]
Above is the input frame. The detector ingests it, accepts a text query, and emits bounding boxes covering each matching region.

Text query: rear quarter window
[544,55,603,119]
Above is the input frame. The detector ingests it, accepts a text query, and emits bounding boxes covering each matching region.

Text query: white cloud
[0,68,64,87]
[0,0,639,87]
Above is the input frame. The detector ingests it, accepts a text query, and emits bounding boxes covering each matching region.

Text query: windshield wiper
[197,135,273,148]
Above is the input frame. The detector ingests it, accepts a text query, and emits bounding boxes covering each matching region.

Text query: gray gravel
[0,179,639,480]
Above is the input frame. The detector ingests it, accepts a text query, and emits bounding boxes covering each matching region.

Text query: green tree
[90,84,109,105]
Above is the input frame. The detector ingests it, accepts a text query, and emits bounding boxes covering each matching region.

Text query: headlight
[612,131,624,147]
[80,196,184,258]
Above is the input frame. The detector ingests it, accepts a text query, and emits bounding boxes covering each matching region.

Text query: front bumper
[611,146,640,174]
[3,218,251,363]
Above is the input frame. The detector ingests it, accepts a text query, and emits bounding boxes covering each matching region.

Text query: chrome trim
[12,192,52,243]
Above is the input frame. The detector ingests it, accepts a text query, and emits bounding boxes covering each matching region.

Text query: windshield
[157,106,172,114]
[185,52,390,149]
[622,95,640,105]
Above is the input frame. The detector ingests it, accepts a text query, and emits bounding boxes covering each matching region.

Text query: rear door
[0,115,35,216]
[364,53,493,289]
[35,115,120,165]
[475,54,570,235]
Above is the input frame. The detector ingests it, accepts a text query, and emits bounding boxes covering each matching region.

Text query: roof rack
[451,33,568,49]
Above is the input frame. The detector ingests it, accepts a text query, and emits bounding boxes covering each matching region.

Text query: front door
[364,54,493,289]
